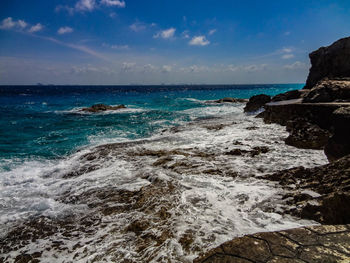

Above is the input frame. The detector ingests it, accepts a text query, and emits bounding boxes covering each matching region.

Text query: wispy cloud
[129,22,146,32]
[281,54,294,59]
[56,0,125,15]
[75,0,96,12]
[58,26,74,35]
[28,23,44,33]
[154,28,176,39]
[189,35,210,46]
[284,61,307,70]
[121,62,136,72]
[181,30,190,39]
[208,29,217,35]
[161,65,172,73]
[102,43,129,50]
[284,31,291,36]
[100,0,125,7]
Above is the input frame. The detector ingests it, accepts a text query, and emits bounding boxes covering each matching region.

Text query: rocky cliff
[305,37,350,89]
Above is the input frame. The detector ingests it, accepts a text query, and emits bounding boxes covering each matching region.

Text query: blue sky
[1,0,350,85]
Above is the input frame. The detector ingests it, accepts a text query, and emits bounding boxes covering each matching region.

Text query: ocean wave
[0,108,328,261]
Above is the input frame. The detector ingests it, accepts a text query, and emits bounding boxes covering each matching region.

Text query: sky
[1,0,350,85]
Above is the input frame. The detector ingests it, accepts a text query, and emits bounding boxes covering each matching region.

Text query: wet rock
[195,225,350,263]
[305,36,350,89]
[303,79,350,103]
[81,103,126,112]
[225,146,269,157]
[284,118,331,149]
[325,106,350,161]
[214,97,248,103]
[244,94,271,112]
[264,154,350,224]
[271,89,302,102]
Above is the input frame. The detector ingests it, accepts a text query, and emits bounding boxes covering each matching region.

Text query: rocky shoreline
[1,38,350,263]
[195,37,350,262]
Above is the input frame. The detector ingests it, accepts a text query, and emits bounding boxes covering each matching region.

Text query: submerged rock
[305,36,350,89]
[213,97,248,103]
[243,94,271,112]
[81,103,126,112]
[195,225,350,263]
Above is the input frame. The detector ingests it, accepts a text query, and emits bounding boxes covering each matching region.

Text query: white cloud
[284,61,307,70]
[143,64,157,72]
[28,23,43,33]
[102,43,129,50]
[281,47,292,53]
[75,0,96,11]
[281,54,294,59]
[0,17,27,30]
[284,31,291,36]
[121,62,136,72]
[18,20,27,29]
[161,65,172,73]
[208,29,217,35]
[189,35,210,46]
[129,22,146,32]
[100,0,125,7]
[154,28,176,39]
[58,26,74,35]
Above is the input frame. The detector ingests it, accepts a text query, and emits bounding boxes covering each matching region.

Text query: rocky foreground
[196,37,350,262]
[195,224,350,263]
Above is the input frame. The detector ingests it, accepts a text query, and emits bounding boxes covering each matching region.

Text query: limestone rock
[195,225,350,263]
[303,79,350,103]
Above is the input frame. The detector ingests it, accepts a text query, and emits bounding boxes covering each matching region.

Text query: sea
[0,84,328,262]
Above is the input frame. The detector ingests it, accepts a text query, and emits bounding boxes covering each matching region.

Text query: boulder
[302,79,350,103]
[305,36,350,89]
[243,94,271,112]
[325,106,350,161]
[284,118,331,149]
[271,89,302,102]
[81,104,126,113]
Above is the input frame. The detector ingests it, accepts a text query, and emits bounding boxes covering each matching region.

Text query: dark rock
[243,94,271,112]
[264,154,350,224]
[303,79,350,103]
[213,97,248,103]
[305,37,350,89]
[284,118,331,149]
[195,225,350,263]
[325,106,350,161]
[271,89,302,102]
[81,103,126,112]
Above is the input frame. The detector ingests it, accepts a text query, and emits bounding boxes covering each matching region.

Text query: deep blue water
[0,84,303,170]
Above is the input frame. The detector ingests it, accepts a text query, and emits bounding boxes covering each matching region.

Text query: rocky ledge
[195,224,350,263]
[81,103,126,112]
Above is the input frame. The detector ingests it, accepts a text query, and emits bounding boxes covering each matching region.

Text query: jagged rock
[244,94,271,112]
[284,118,331,149]
[305,36,350,89]
[325,106,350,161]
[81,103,126,112]
[303,79,350,103]
[271,89,302,102]
[213,97,248,103]
[263,154,350,224]
[195,225,350,263]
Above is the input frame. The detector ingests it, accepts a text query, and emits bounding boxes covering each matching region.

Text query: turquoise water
[0,84,302,169]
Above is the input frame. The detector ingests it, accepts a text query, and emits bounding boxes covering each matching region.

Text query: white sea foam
[0,103,328,262]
